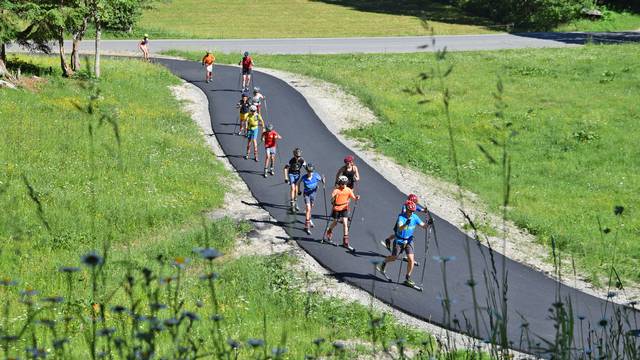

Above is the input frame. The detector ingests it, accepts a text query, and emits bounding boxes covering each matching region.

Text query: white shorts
[265,147,277,155]
[206,65,213,72]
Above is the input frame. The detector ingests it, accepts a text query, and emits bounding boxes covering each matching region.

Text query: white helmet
[337,175,349,185]
[253,86,260,92]
[249,105,257,112]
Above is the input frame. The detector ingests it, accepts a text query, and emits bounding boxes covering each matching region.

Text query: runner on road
[335,155,360,189]
[251,87,265,115]
[283,148,306,212]
[382,194,432,251]
[376,200,429,289]
[299,164,324,235]
[261,123,282,177]
[236,93,251,135]
[201,50,216,83]
[239,51,254,91]
[244,105,264,162]
[324,176,360,251]
[139,34,150,62]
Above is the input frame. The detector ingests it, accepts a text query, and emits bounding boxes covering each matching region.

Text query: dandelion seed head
[173,256,190,268]
[0,278,17,286]
[199,272,219,281]
[227,339,241,349]
[81,252,104,267]
[247,338,264,348]
[41,296,64,304]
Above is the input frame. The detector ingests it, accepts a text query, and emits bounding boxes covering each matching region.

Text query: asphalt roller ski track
[158,59,637,357]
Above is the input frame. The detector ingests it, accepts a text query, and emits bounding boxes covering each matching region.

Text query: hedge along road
[158,59,636,356]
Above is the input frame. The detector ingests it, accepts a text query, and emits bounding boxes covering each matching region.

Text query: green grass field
[0,56,431,358]
[126,0,640,40]
[555,9,640,32]
[170,44,639,285]
[132,0,498,39]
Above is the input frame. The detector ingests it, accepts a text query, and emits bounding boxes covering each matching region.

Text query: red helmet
[404,200,417,212]
[344,155,354,164]
[408,194,419,203]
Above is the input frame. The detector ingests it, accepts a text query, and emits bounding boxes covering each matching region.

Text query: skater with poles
[201,50,216,83]
[235,92,251,136]
[335,155,360,189]
[239,51,254,91]
[244,105,264,162]
[298,164,324,235]
[252,87,265,115]
[283,148,306,212]
[261,123,282,177]
[382,194,432,251]
[376,200,430,291]
[324,176,360,251]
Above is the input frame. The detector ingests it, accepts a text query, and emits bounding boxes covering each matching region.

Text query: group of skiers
[206,51,434,291]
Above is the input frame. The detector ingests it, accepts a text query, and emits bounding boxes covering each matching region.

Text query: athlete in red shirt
[239,51,254,91]
[261,123,282,177]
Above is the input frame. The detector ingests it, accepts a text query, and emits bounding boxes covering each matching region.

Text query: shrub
[454,0,591,30]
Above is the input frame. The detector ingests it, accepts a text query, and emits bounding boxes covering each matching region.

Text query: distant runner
[324,176,360,251]
[251,87,265,115]
[201,50,216,83]
[335,155,360,189]
[236,92,251,136]
[261,123,282,177]
[298,164,324,235]
[239,51,254,91]
[376,200,429,290]
[244,105,264,162]
[139,34,150,62]
[283,148,306,212]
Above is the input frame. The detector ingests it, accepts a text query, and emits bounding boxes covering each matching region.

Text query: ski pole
[321,176,330,244]
[419,224,432,287]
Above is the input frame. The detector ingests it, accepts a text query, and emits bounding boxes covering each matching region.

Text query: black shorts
[392,240,414,256]
[331,209,348,219]
[242,68,252,75]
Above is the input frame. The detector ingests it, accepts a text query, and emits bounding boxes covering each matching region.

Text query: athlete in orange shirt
[324,175,360,251]
[202,51,216,83]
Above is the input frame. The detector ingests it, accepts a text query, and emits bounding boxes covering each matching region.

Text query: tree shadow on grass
[515,31,640,45]
[310,0,497,29]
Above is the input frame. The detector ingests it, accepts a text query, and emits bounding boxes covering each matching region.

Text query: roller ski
[322,229,337,246]
[375,263,392,282]
[403,277,423,292]
[340,235,356,253]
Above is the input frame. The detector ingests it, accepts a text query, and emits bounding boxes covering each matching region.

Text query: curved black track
[159,60,636,356]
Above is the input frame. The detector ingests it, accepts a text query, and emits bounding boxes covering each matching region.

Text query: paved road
[8,31,639,55]
[158,59,637,357]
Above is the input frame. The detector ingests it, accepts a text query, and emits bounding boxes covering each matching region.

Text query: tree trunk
[1,43,6,63]
[94,21,101,78]
[71,17,88,72]
[0,58,8,79]
[58,36,73,77]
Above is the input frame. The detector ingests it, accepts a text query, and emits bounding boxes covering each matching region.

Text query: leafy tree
[0,0,20,78]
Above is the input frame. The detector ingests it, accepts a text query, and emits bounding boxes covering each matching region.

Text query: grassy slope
[132,0,497,39]
[168,44,639,284]
[0,56,429,358]
[126,0,640,40]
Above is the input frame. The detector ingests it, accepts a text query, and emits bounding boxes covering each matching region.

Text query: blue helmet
[244,51,249,56]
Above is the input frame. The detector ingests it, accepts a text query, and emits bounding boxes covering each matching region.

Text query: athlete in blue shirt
[382,194,431,251]
[298,164,325,235]
[377,200,430,287]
